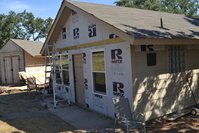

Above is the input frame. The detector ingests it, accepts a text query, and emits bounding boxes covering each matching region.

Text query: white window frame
[55,54,62,84]
[91,49,107,96]
[55,54,70,86]
[61,54,70,86]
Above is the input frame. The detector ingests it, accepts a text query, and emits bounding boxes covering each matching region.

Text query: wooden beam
[0,51,22,54]
[134,38,199,45]
[57,37,125,51]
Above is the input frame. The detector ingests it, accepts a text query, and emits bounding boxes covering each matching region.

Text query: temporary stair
[43,42,71,109]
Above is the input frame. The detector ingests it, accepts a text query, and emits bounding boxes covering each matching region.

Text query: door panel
[2,55,20,85]
[3,57,12,84]
[12,56,20,84]
[73,54,85,105]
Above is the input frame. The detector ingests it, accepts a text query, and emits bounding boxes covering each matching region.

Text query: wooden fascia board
[57,37,125,51]
[41,2,72,55]
[66,2,134,45]
[0,51,23,55]
[48,5,72,45]
[133,38,199,45]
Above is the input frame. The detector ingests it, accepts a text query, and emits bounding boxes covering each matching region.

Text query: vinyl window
[92,51,106,94]
[55,55,70,85]
[55,55,61,84]
[62,55,69,85]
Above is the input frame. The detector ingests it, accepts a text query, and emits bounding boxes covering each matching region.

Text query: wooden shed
[0,39,46,85]
[41,0,199,121]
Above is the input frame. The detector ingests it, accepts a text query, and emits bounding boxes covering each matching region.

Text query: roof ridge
[67,0,190,17]
[11,38,42,43]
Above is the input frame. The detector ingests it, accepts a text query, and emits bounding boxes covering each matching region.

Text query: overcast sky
[0,0,116,19]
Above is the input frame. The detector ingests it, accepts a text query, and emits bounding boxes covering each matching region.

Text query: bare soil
[0,88,199,133]
[146,112,199,133]
[0,89,78,133]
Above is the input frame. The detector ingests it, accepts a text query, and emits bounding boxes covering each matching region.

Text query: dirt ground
[146,113,199,133]
[0,88,199,133]
[0,89,79,133]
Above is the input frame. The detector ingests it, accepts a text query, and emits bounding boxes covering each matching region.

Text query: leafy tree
[114,0,161,10]
[0,11,22,46]
[0,10,53,47]
[114,0,199,17]
[161,0,199,16]
[114,0,133,7]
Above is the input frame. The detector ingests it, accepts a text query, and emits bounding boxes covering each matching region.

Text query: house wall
[59,42,132,117]
[54,11,133,117]
[132,44,199,120]
[52,10,199,120]
[56,11,115,48]
[0,40,25,85]
[24,52,46,72]
[0,40,23,52]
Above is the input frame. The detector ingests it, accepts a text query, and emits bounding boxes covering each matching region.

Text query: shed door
[2,55,20,85]
[3,57,12,84]
[73,54,85,105]
[12,56,20,84]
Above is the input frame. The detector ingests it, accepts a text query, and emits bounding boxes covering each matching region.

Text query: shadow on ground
[0,91,78,133]
[0,89,199,133]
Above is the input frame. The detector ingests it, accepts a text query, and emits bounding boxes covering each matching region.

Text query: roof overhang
[40,0,135,55]
[41,1,72,55]
[133,38,199,45]
[65,1,135,44]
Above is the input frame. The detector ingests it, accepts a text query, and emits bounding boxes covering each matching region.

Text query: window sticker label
[113,82,124,97]
[88,24,97,37]
[111,49,123,64]
[73,28,79,39]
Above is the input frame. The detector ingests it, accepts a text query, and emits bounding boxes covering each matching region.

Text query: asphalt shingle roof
[67,0,199,39]
[11,39,43,57]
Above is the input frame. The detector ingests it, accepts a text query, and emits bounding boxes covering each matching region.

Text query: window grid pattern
[55,55,61,84]
[62,55,69,85]
[55,55,70,85]
[168,46,185,73]
[92,51,106,94]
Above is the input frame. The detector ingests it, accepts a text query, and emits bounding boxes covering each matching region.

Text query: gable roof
[11,39,43,57]
[67,0,199,39]
[43,0,199,54]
